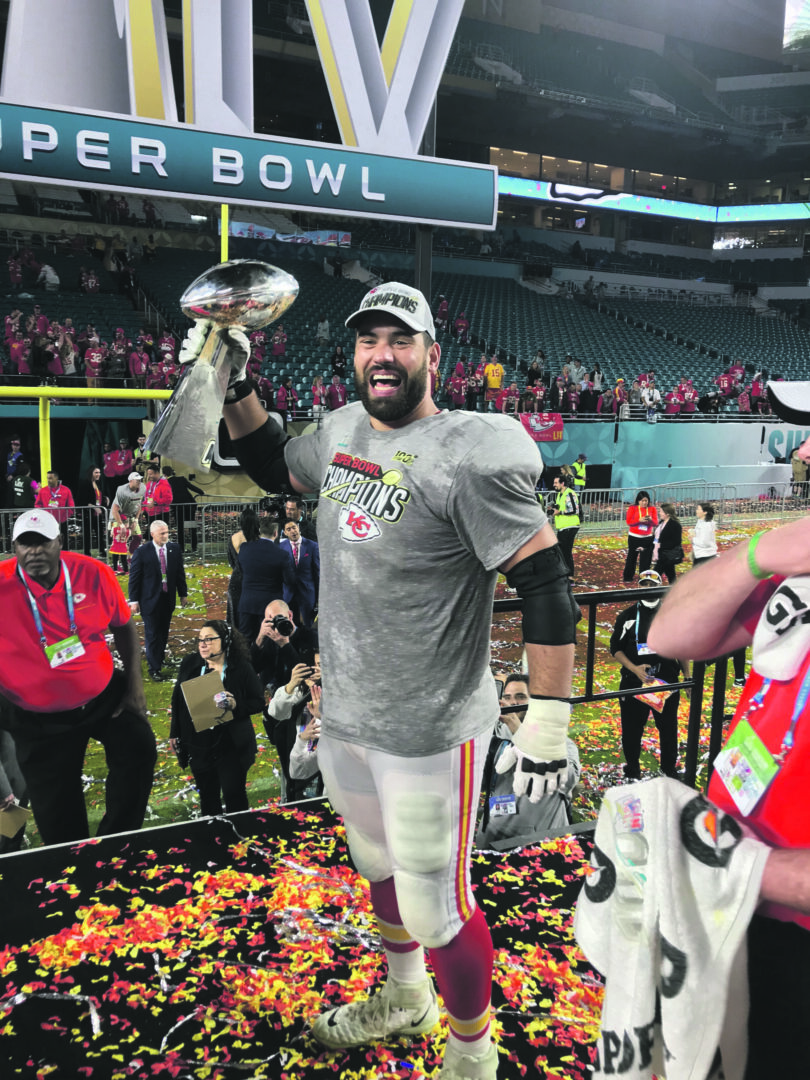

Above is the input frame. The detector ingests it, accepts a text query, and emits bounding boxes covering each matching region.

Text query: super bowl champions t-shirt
[285,403,547,756]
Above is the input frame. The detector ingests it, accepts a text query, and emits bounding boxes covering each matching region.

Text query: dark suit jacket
[128,541,187,615]
[279,537,320,608]
[237,538,295,615]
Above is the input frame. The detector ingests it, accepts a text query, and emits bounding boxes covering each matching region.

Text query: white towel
[751,575,810,681]
[574,778,770,1080]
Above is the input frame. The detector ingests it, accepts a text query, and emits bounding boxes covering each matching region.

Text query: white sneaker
[439,1041,499,1079]
[311,977,439,1049]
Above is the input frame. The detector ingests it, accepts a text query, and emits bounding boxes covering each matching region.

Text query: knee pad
[389,791,456,948]
[394,869,456,948]
[389,791,452,874]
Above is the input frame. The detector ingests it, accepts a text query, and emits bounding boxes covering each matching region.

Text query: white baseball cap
[12,509,60,542]
[128,471,142,481]
[345,282,435,339]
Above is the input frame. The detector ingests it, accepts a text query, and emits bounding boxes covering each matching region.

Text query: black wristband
[224,377,255,404]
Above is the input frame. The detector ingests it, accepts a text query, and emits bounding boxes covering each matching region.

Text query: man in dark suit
[128,519,188,680]
[237,518,295,643]
[280,519,320,628]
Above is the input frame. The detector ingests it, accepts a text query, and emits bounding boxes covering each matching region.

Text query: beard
[356,357,431,423]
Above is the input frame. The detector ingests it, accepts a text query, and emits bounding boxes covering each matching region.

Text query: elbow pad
[228,417,292,492]
[505,545,581,646]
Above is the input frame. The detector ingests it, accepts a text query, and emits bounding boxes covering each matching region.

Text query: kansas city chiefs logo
[339,503,381,543]
[527,415,556,433]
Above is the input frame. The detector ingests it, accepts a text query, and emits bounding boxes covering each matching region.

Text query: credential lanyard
[748,667,810,762]
[635,604,656,656]
[18,560,77,651]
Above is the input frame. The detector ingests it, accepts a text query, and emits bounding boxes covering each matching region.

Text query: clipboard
[0,803,31,837]
[180,669,234,732]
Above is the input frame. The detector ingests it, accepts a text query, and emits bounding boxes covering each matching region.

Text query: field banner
[520,412,564,442]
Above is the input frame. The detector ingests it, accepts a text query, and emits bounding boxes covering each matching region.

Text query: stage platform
[0,801,600,1079]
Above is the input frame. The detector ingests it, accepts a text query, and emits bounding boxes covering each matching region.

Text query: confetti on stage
[0,802,600,1078]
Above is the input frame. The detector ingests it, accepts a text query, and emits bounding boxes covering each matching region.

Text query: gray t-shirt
[113,482,145,519]
[285,404,546,756]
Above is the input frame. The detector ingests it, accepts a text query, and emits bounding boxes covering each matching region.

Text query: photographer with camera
[264,645,323,802]
[249,599,317,693]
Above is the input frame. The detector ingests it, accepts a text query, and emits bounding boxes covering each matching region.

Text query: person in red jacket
[34,469,75,546]
[447,361,467,410]
[326,374,348,410]
[663,388,683,416]
[128,344,150,389]
[276,377,299,419]
[141,463,172,522]
[623,490,658,582]
[453,311,469,344]
[84,336,107,392]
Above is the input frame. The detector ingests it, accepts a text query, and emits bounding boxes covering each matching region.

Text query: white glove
[495,697,570,803]
[178,318,251,392]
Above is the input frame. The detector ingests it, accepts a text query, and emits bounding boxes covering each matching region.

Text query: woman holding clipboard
[170,620,264,817]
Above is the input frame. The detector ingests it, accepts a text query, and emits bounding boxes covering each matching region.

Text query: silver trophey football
[144,260,299,471]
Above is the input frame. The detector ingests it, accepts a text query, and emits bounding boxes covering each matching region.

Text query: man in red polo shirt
[0,509,155,845]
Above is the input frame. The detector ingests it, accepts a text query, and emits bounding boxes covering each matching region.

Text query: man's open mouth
[369,370,403,394]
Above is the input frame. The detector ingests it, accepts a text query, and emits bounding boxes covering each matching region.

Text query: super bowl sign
[0,0,497,229]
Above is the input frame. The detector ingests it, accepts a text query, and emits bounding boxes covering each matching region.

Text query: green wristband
[747,531,773,580]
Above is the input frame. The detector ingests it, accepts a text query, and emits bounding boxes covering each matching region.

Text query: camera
[271,613,294,637]
[258,494,283,519]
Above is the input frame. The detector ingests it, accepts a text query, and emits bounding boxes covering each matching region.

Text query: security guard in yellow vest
[551,474,580,578]
[570,454,587,490]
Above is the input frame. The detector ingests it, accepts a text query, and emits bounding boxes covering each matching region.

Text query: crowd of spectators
[430,294,777,422]
[1,297,179,391]
[0,277,785,425]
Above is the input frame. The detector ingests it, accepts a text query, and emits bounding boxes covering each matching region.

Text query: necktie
[293,543,299,565]
[159,544,167,591]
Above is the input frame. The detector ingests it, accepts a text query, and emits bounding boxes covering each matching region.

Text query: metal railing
[542,479,805,534]
[495,584,731,791]
[2,480,798,560]
[0,497,320,560]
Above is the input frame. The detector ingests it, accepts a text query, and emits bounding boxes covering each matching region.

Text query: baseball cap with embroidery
[345,282,435,338]
[12,509,60,542]
[128,471,142,481]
